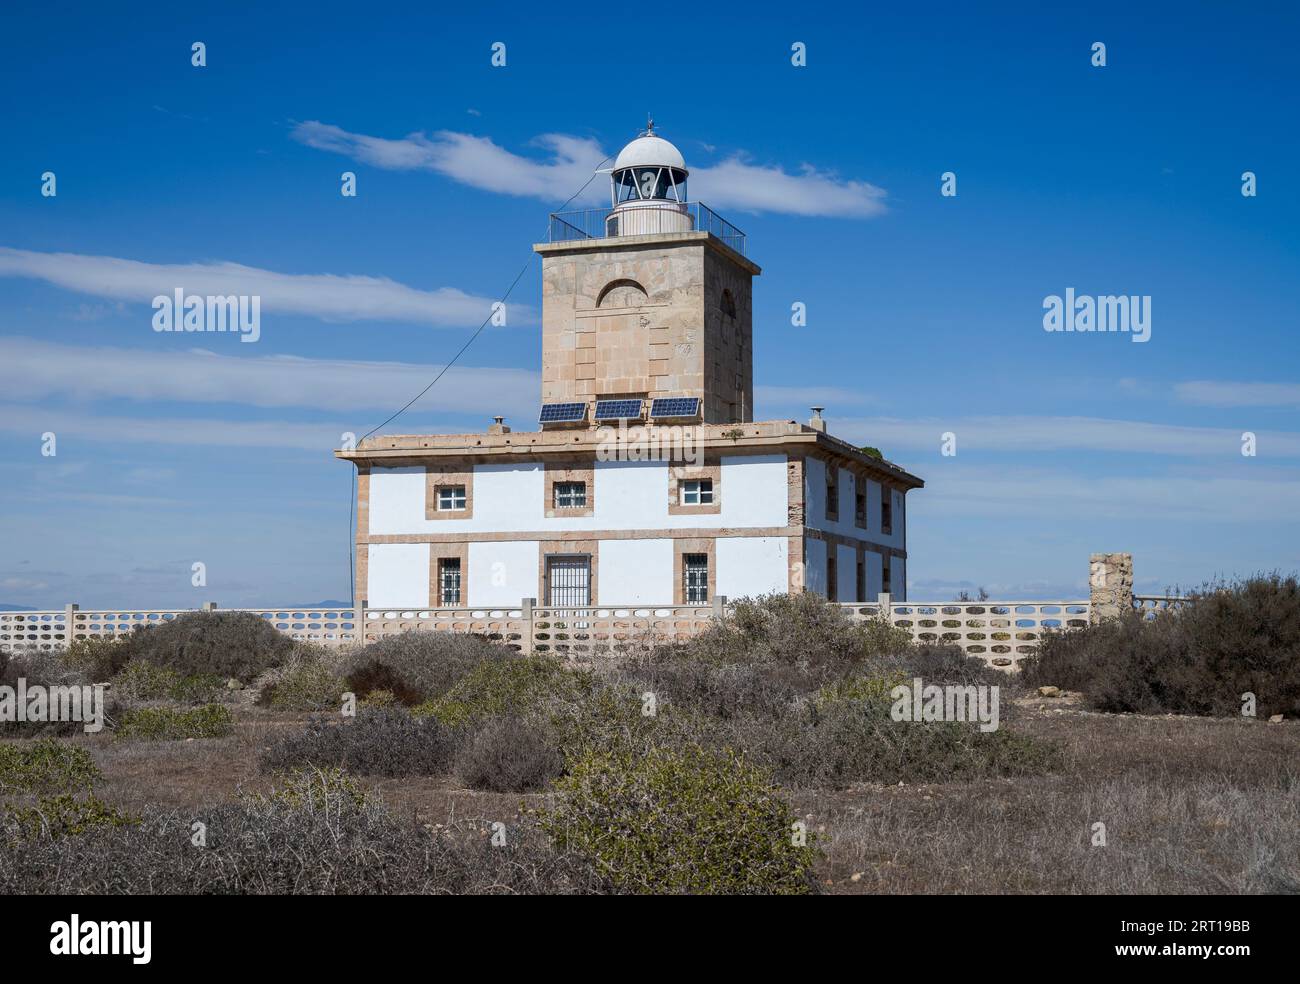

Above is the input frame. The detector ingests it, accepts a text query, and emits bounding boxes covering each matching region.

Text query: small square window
[682,479,714,505]
[554,481,587,508]
[437,485,467,511]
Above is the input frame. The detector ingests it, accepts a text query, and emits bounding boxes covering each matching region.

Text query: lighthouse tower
[535,122,759,424]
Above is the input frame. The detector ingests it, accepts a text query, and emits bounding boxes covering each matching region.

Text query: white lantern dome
[613,133,686,172]
[607,119,693,236]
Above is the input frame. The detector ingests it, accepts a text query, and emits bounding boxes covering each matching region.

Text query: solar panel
[649,397,701,419]
[539,402,587,424]
[593,399,644,420]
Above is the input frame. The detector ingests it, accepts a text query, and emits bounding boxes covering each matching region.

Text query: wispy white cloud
[694,157,886,218]
[0,404,451,451]
[827,414,1300,457]
[0,338,539,419]
[290,122,888,218]
[754,384,877,409]
[1175,380,1300,408]
[0,247,527,327]
[919,465,1300,523]
[291,122,607,203]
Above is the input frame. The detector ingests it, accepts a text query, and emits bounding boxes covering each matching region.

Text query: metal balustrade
[548,201,746,255]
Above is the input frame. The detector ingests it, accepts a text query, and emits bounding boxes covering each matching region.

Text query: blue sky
[1,0,1297,608]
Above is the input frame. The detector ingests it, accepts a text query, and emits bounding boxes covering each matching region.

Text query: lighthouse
[337,122,922,614]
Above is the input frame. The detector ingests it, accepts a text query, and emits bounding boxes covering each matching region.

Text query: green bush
[117,611,295,683]
[260,655,347,711]
[116,704,233,740]
[418,656,582,728]
[812,670,909,708]
[59,636,131,681]
[3,793,137,841]
[541,745,817,895]
[255,765,368,811]
[112,659,223,704]
[0,738,101,793]
[1022,575,1300,717]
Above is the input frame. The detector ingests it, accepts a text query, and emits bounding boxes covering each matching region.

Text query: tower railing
[548,202,746,256]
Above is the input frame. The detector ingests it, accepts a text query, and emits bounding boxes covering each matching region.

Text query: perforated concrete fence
[840,599,1090,670]
[0,606,362,655]
[2,587,1178,670]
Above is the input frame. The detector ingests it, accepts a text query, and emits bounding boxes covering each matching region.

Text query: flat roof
[335,419,923,489]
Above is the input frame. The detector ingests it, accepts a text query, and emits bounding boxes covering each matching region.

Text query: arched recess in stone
[596,278,649,308]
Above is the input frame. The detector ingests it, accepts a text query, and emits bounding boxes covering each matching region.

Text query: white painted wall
[366,454,789,536]
[717,537,788,599]
[804,538,827,596]
[367,543,430,608]
[467,540,539,606]
[802,456,904,550]
[865,549,884,600]
[836,544,857,602]
[599,538,674,604]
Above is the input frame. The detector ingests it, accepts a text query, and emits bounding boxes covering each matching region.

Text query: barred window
[683,554,709,604]
[438,558,462,606]
[554,481,587,508]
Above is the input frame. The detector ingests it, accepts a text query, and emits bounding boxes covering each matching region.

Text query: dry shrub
[339,631,509,704]
[736,697,1061,789]
[0,767,603,894]
[454,716,563,792]
[679,592,911,667]
[260,707,457,778]
[118,611,295,683]
[1023,574,1300,717]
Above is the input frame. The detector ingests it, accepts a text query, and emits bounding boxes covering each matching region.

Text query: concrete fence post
[1089,553,1133,622]
[711,594,728,619]
[522,597,535,655]
[354,598,366,645]
[64,602,78,646]
[877,592,892,619]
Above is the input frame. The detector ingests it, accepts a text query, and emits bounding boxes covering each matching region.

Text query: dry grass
[4,697,1295,894]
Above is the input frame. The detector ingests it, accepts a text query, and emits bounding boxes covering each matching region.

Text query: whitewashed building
[337,126,923,609]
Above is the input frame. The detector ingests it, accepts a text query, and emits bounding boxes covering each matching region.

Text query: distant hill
[0,604,37,612]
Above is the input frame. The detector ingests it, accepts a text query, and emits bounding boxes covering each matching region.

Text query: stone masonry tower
[533,123,760,424]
